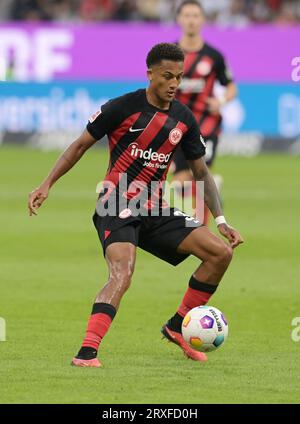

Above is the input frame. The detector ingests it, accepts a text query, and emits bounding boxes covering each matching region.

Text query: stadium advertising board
[0,82,299,140]
[0,23,299,82]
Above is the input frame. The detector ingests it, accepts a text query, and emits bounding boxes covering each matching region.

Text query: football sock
[167,276,218,333]
[167,312,184,334]
[76,302,116,359]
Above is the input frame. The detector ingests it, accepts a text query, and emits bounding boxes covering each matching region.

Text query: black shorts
[92,208,202,266]
[172,135,219,173]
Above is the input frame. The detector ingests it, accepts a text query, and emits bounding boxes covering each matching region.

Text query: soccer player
[173,0,237,223]
[28,43,243,367]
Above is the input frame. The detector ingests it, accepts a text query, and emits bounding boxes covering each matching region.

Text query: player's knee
[215,244,233,269]
[109,258,135,292]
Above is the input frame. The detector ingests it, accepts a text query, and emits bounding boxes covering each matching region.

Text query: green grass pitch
[0,146,300,404]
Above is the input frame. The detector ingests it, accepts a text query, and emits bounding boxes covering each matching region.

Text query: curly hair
[146,43,184,68]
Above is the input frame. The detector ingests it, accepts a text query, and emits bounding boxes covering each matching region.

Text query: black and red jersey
[86,89,205,214]
[176,43,233,137]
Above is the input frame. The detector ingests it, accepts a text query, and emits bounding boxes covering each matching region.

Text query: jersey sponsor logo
[119,208,132,219]
[169,128,183,145]
[129,126,145,133]
[179,78,205,93]
[129,143,171,163]
[89,110,101,123]
[196,58,213,76]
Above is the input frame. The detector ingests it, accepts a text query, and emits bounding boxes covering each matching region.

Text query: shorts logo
[174,209,200,224]
[169,128,183,145]
[104,230,111,240]
[119,208,132,219]
[89,110,101,123]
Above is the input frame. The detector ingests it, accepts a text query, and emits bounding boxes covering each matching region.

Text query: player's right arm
[28,95,127,216]
[28,129,97,216]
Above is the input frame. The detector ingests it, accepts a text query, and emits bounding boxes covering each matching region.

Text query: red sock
[167,277,219,333]
[82,303,116,351]
[177,276,218,318]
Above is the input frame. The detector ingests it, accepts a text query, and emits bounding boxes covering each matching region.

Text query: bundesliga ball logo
[169,128,183,145]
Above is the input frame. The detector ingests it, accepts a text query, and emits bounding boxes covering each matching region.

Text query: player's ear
[147,68,153,82]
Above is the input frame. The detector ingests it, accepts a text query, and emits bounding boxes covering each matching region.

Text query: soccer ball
[182,306,228,352]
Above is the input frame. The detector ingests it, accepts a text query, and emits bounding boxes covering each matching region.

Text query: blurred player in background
[173,0,237,224]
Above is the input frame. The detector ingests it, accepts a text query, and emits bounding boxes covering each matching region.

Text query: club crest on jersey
[169,128,183,145]
[89,110,101,123]
[119,208,132,219]
[196,59,212,76]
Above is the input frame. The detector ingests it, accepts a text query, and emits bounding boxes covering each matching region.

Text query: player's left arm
[221,81,237,103]
[188,157,244,249]
[206,81,237,113]
[206,52,238,114]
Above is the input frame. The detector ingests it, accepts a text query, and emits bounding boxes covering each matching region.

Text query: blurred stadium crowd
[0,0,300,25]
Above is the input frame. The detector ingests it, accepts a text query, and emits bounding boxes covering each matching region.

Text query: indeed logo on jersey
[129,143,171,169]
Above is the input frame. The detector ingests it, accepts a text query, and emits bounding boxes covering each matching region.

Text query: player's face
[177,4,205,36]
[148,60,184,104]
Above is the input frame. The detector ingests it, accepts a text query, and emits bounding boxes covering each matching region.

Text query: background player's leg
[73,242,136,364]
[167,226,232,333]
